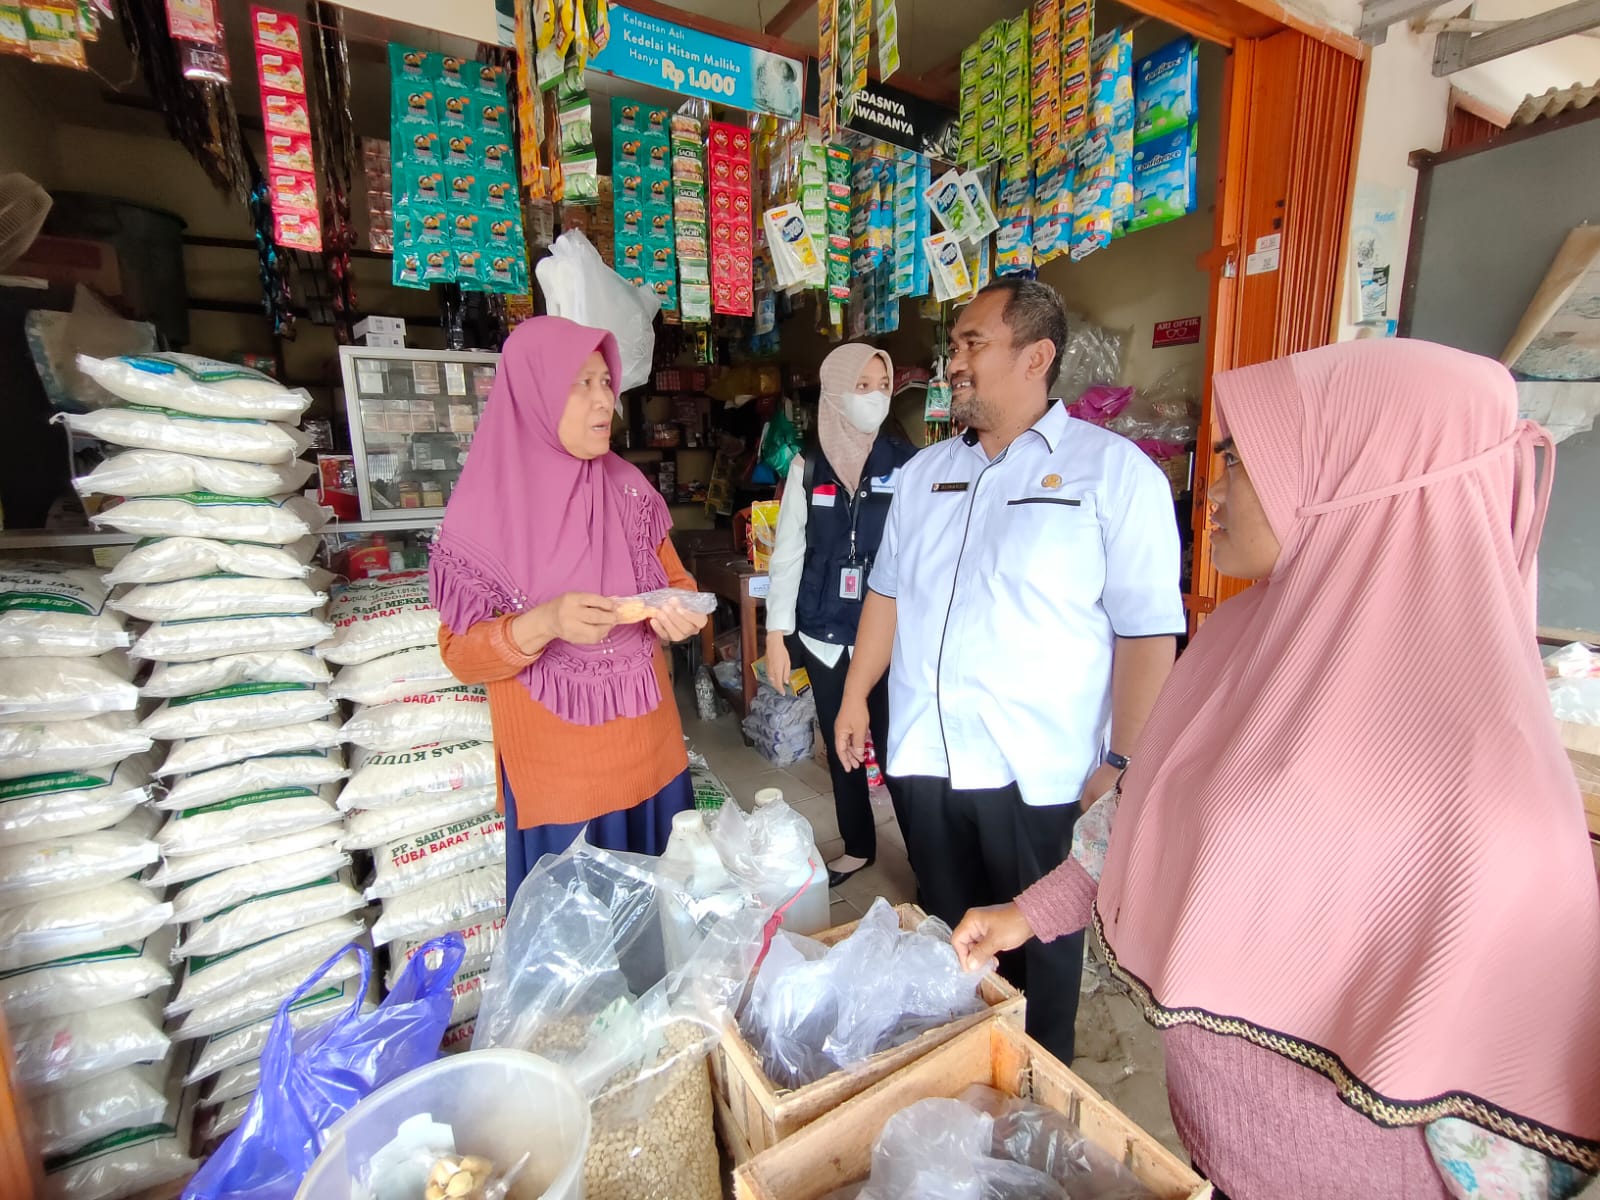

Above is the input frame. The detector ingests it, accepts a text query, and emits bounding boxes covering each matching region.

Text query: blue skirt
[503,765,693,895]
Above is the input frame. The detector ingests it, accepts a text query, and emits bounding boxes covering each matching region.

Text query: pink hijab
[1097,339,1600,1169]
[430,316,669,725]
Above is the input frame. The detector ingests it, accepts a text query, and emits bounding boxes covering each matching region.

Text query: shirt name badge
[931,481,970,493]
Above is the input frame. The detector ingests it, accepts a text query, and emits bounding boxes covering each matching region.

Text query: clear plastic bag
[535,230,661,392]
[613,588,719,622]
[1546,643,1600,724]
[967,1086,1155,1199]
[472,838,764,1200]
[1056,319,1126,404]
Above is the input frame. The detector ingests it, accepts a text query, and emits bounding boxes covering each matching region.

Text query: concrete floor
[680,700,1185,1160]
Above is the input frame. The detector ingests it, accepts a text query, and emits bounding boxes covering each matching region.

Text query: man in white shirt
[835,279,1185,1064]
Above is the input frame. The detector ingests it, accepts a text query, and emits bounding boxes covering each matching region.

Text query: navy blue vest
[795,433,917,645]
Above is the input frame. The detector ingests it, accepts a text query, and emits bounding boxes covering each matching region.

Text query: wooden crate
[733,1018,1211,1200]
[710,903,1026,1164]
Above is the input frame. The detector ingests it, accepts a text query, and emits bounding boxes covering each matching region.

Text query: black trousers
[898,775,1084,1064]
[792,636,909,863]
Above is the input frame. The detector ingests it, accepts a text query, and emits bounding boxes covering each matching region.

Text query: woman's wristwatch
[1104,750,1131,772]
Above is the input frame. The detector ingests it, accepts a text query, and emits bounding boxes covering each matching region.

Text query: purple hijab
[430,316,670,725]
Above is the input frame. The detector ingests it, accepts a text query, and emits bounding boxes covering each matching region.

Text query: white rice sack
[133,612,333,664]
[113,576,325,623]
[201,1092,251,1144]
[366,810,506,901]
[167,916,367,1026]
[59,404,311,464]
[185,971,370,1084]
[143,649,330,699]
[330,644,458,706]
[35,1065,170,1158]
[371,864,504,947]
[170,844,351,924]
[106,535,318,584]
[342,686,492,752]
[446,964,490,1029]
[177,874,365,961]
[0,880,172,971]
[338,739,495,811]
[141,682,334,742]
[0,561,129,658]
[76,448,316,500]
[77,351,312,421]
[157,718,344,778]
[155,748,345,812]
[386,907,507,991]
[340,788,497,852]
[205,1059,261,1107]
[0,827,160,909]
[320,570,439,665]
[13,998,170,1092]
[148,826,342,888]
[93,491,328,545]
[0,927,175,1026]
[0,655,138,724]
[42,1123,195,1200]
[0,756,154,846]
[0,713,153,781]
[440,1017,476,1055]
[156,783,341,857]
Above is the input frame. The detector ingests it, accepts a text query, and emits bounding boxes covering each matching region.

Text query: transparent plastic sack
[330,644,456,706]
[1547,644,1600,724]
[472,839,764,1200]
[156,717,345,777]
[1056,319,1126,404]
[0,560,129,658]
[57,405,312,465]
[0,711,153,779]
[741,899,986,1090]
[35,1064,171,1158]
[0,927,174,1026]
[76,448,316,499]
[113,576,326,622]
[1141,365,1201,423]
[0,827,160,907]
[105,535,319,585]
[0,655,138,723]
[0,879,173,971]
[44,1123,195,1200]
[972,1085,1155,1199]
[535,229,661,392]
[143,650,332,699]
[181,934,466,1200]
[0,755,153,844]
[75,351,314,422]
[156,748,347,811]
[613,588,719,623]
[340,788,498,853]
[337,739,495,811]
[13,998,171,1093]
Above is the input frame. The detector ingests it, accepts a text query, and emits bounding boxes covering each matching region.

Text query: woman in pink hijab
[954,339,1600,1197]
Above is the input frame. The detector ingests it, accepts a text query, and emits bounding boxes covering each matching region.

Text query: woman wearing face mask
[431,317,710,896]
[764,343,917,887]
[952,340,1600,1197]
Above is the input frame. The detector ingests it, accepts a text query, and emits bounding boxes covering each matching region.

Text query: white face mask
[842,390,891,434]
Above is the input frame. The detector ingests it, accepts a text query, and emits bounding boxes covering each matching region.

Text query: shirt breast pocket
[1000,491,1103,600]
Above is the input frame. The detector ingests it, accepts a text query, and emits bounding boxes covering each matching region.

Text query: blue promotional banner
[589,6,805,121]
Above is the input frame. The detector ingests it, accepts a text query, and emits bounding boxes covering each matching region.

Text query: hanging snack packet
[1135,35,1199,143]
[1033,160,1074,263]
[1030,0,1062,166]
[1060,0,1092,152]
[925,231,974,303]
[925,169,977,242]
[995,170,1035,276]
[1130,124,1198,231]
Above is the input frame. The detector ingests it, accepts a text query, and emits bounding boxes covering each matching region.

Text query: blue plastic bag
[183,933,466,1200]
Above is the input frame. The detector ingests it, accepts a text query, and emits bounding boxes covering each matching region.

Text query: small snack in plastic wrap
[1546,642,1600,725]
[740,899,987,1090]
[472,839,765,1200]
[612,588,718,624]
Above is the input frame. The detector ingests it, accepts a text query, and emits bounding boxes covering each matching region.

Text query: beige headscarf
[816,343,894,493]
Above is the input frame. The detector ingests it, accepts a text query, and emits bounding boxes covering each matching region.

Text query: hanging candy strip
[513,0,547,197]
[817,0,837,140]
[250,6,321,251]
[305,1,358,337]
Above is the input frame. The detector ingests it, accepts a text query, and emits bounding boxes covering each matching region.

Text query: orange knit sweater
[438,538,694,829]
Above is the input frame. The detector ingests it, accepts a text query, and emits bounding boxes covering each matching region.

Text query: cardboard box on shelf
[360,333,406,349]
[354,315,406,338]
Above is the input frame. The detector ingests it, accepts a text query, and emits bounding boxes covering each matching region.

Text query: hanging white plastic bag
[106,536,319,585]
[337,739,495,811]
[535,229,661,392]
[0,561,129,658]
[76,449,316,499]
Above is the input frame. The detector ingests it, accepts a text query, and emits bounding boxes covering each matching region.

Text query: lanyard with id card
[840,488,866,601]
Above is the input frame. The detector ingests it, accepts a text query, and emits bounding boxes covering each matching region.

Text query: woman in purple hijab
[430,317,708,892]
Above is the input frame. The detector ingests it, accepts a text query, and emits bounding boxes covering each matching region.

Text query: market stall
[0,0,1368,1196]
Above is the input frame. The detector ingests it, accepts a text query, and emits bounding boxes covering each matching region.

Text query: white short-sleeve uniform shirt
[869,401,1185,808]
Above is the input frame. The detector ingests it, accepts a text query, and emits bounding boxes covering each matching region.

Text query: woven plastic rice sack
[337,739,495,811]
[93,492,328,544]
[76,352,313,421]
[0,561,129,658]
[0,927,175,1026]
[167,916,367,1027]
[141,682,335,741]
[43,1123,195,1200]
[35,1065,171,1158]
[155,748,344,812]
[365,810,507,901]
[386,907,507,990]
[106,535,318,584]
[13,999,170,1092]
[371,864,505,947]
[319,570,439,665]
[205,1059,262,1107]
[0,712,153,780]
[170,844,352,924]
[185,972,372,1084]
[329,643,457,706]
[133,613,334,664]
[0,655,138,723]
[0,828,160,908]
[0,757,154,845]
[76,449,316,499]
[0,879,172,971]
[114,576,325,623]
[340,788,498,852]
[342,686,492,752]
[157,718,344,778]
[156,783,342,857]
[59,405,311,464]
[176,875,366,961]
[143,650,330,699]
[149,827,343,889]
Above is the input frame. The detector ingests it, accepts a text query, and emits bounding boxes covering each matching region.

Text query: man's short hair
[979,279,1069,391]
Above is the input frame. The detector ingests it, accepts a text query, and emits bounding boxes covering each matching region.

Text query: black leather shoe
[828,858,874,888]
